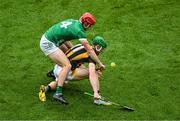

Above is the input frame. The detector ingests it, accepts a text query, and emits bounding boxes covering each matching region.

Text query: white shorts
[53,64,75,81]
[40,35,59,56]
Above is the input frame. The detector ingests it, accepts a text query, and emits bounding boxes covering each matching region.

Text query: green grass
[0,0,180,120]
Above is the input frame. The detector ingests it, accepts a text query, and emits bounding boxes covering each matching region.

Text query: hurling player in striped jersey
[39,36,111,105]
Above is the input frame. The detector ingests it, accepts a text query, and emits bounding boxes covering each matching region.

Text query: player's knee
[67,64,72,70]
[63,63,72,70]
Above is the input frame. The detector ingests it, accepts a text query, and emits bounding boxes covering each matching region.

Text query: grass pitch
[0,0,179,120]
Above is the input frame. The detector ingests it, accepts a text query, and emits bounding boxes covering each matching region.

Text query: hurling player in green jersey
[40,12,105,104]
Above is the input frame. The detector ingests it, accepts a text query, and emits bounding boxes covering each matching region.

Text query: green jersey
[44,19,87,46]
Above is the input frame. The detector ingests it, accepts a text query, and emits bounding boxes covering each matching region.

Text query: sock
[55,86,62,94]
[45,85,51,93]
[93,90,100,94]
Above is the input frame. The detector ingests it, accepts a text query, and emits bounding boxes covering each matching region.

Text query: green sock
[56,86,62,94]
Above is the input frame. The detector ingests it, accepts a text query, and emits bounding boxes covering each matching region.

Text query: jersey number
[60,21,72,29]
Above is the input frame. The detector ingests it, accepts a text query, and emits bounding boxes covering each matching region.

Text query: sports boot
[39,85,46,102]
[53,93,69,105]
[46,70,56,79]
[94,98,112,106]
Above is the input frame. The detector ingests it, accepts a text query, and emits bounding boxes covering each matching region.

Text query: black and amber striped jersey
[65,44,96,70]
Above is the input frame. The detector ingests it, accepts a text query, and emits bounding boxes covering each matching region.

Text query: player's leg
[71,68,100,93]
[39,64,64,102]
[48,49,71,104]
[46,65,88,80]
[44,81,57,93]
[40,35,71,104]
[48,81,57,90]
[72,68,89,80]
[48,49,71,86]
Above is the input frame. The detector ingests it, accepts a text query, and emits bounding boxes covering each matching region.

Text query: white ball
[111,62,116,67]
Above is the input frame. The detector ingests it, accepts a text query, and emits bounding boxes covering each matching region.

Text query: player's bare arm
[59,44,69,53]
[64,41,74,49]
[81,39,105,70]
